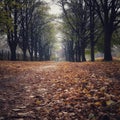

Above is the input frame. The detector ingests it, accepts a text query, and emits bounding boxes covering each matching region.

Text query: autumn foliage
[0,61,120,120]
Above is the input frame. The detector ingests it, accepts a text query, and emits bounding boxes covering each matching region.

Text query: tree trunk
[71,50,74,62]
[10,45,17,61]
[38,40,42,61]
[75,41,81,62]
[90,0,95,62]
[91,39,95,61]
[81,48,86,62]
[78,47,81,62]
[8,33,17,61]
[30,53,33,61]
[104,28,112,61]
[7,51,10,60]
[23,49,27,61]
[9,4,18,61]
[35,43,37,61]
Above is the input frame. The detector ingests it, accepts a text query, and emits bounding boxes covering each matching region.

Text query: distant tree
[27,3,55,61]
[19,0,42,60]
[85,0,102,61]
[60,18,76,61]
[60,0,90,62]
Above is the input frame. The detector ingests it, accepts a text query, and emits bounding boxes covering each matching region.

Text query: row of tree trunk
[61,0,120,61]
[0,50,51,61]
[1,0,53,61]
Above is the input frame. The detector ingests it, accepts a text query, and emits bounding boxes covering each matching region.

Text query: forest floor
[0,61,120,120]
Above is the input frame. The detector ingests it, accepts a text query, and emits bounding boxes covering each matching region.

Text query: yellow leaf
[36,100,41,105]
[95,102,101,106]
[100,87,106,92]
[82,79,87,83]
[86,94,91,98]
[106,100,115,106]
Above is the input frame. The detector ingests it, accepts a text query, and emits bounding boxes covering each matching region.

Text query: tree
[27,2,55,61]
[91,0,120,61]
[0,0,56,61]
[60,0,90,62]
[4,0,20,61]
[18,0,42,60]
[61,22,75,61]
[89,0,95,61]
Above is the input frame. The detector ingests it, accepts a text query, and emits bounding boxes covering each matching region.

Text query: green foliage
[0,0,22,33]
[112,30,120,45]
[96,37,104,53]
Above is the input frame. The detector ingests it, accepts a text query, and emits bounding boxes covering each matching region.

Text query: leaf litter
[0,61,120,120]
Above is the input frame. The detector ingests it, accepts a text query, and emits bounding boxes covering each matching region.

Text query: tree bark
[9,43,17,61]
[90,0,95,61]
[7,31,17,61]
[8,2,18,61]
[81,46,86,62]
[104,27,113,61]
[23,49,27,61]
[91,41,95,61]
[35,39,38,61]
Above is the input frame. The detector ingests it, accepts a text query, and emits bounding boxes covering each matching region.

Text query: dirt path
[0,61,120,120]
[0,62,63,120]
